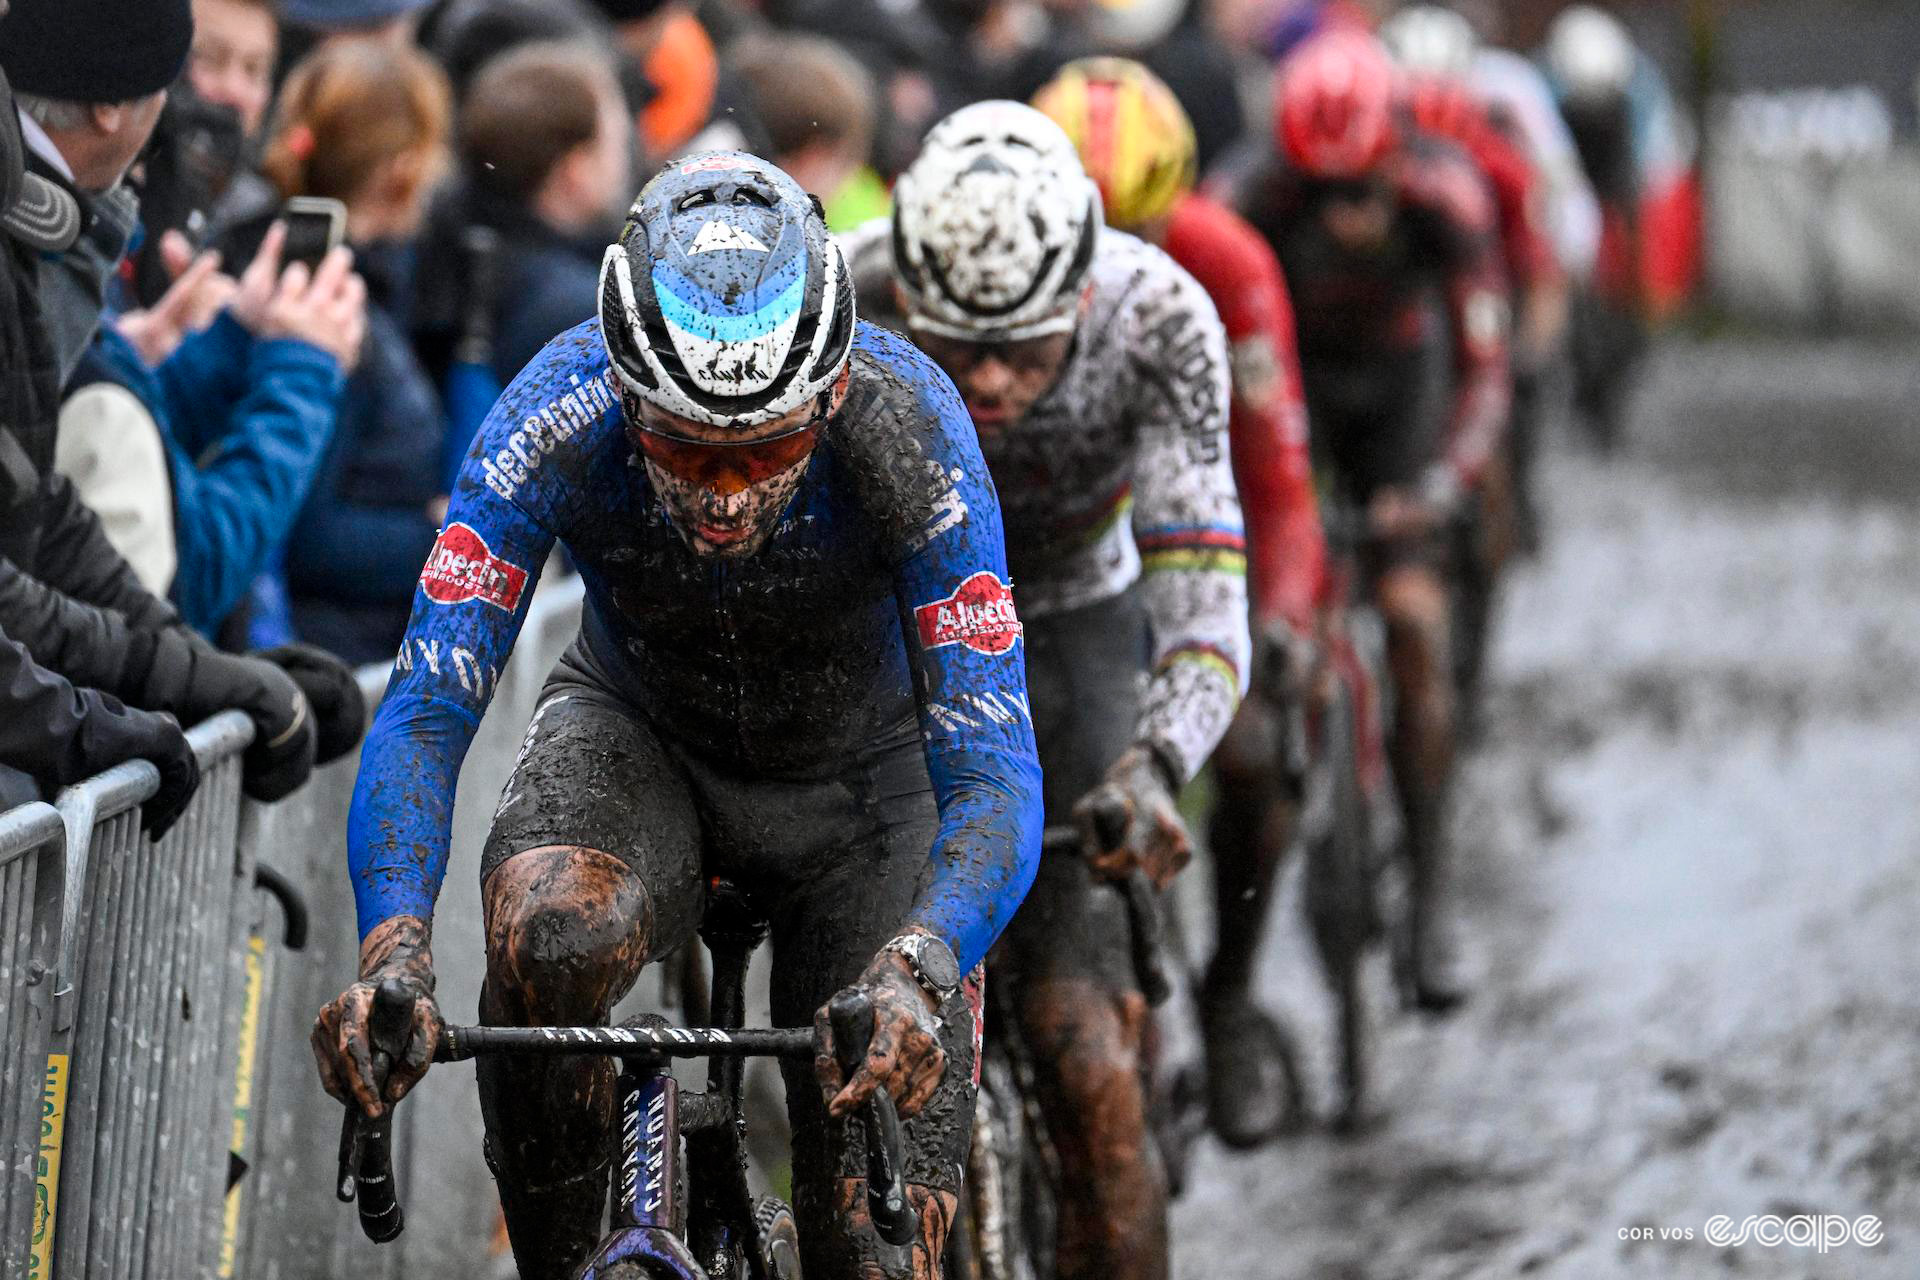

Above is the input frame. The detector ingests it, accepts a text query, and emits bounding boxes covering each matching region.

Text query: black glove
[253,643,366,764]
[120,628,317,802]
[125,708,201,839]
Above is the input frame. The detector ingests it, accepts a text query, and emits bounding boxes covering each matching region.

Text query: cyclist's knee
[1020,980,1151,1127]
[1376,564,1448,636]
[481,844,652,1016]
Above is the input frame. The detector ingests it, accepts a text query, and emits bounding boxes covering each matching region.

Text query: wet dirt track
[1171,336,1920,1280]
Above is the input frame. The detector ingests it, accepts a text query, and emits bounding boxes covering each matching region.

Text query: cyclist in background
[313,154,1043,1280]
[1380,13,1557,693]
[846,100,1248,1280]
[1220,30,1512,1013]
[1032,57,1326,1149]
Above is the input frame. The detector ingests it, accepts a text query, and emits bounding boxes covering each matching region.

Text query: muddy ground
[1169,336,1920,1280]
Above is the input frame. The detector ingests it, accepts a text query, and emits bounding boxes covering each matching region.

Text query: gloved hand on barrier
[1073,744,1193,890]
[253,643,366,763]
[122,707,201,838]
[313,914,441,1117]
[118,627,318,801]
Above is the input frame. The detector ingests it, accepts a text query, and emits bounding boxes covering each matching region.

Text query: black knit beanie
[0,0,193,103]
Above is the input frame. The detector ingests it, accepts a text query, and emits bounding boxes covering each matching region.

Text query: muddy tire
[753,1196,803,1279]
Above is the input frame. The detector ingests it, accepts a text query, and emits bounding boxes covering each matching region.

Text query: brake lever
[337,978,413,1242]
[828,988,917,1246]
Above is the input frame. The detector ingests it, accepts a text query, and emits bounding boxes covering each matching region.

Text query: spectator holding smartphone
[253,39,453,663]
[56,222,367,633]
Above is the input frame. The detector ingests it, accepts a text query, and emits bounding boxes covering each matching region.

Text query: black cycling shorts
[481,641,979,1202]
[993,589,1148,992]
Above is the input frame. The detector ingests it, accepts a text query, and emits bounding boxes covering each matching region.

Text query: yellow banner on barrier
[31,1052,69,1280]
[219,935,268,1278]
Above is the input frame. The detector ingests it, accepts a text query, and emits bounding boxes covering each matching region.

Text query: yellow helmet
[1031,57,1197,232]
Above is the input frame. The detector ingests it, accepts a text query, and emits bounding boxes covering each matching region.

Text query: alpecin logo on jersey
[915,572,1022,655]
[420,522,529,613]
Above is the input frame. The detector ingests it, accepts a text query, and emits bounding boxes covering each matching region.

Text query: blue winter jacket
[73,314,345,634]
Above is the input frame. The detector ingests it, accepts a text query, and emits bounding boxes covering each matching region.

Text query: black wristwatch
[882,933,961,1005]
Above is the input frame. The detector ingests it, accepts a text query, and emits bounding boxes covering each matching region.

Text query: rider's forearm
[1133,553,1252,784]
[347,689,482,939]
[907,743,1043,973]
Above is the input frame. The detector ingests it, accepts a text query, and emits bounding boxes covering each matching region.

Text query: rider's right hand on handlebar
[312,915,441,1117]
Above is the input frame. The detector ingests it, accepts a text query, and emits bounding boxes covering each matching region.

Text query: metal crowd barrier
[1,803,63,1280]
[3,573,588,1279]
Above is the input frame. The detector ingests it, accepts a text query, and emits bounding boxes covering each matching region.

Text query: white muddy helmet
[1545,5,1634,105]
[1381,5,1478,79]
[890,100,1103,341]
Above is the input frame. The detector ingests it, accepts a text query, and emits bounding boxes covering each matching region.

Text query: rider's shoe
[1404,894,1472,1014]
[1199,987,1304,1147]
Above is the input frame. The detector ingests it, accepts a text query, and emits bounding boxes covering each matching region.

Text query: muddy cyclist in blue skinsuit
[311,154,1044,1280]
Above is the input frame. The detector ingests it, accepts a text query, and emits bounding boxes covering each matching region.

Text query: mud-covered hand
[312,916,441,1118]
[1073,744,1193,890]
[253,643,366,763]
[814,950,946,1120]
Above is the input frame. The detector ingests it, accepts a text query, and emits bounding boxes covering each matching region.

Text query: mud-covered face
[630,396,826,558]
[911,328,1075,434]
[645,454,811,557]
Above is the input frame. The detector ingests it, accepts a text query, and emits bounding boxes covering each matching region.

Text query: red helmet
[1274,30,1398,179]
[1402,74,1481,146]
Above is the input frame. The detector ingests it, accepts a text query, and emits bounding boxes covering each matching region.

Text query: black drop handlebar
[829,988,918,1247]
[334,979,412,1242]
[336,986,914,1247]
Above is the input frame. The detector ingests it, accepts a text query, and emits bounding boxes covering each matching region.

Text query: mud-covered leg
[472,669,705,1280]
[1377,563,1468,1012]
[1017,970,1165,1280]
[1202,695,1303,1146]
[477,846,653,1279]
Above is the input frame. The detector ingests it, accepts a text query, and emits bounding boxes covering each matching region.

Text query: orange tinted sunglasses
[629,403,826,496]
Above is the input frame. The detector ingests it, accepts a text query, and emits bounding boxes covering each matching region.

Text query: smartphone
[280,196,347,272]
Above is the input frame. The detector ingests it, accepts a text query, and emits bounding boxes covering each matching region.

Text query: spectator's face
[189,0,277,137]
[89,89,170,192]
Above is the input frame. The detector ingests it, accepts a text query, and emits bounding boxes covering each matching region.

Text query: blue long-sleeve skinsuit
[346,319,1042,975]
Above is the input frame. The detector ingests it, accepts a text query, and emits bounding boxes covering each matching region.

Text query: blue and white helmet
[599,152,856,429]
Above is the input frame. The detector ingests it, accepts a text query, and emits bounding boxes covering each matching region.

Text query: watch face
[917,938,962,993]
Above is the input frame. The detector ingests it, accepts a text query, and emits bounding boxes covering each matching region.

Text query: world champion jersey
[845,224,1250,782]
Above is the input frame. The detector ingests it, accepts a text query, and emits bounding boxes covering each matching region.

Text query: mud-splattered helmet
[890,100,1102,341]
[599,151,855,429]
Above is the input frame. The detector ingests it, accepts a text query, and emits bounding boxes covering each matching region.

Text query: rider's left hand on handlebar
[1073,744,1193,890]
[814,952,946,1121]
